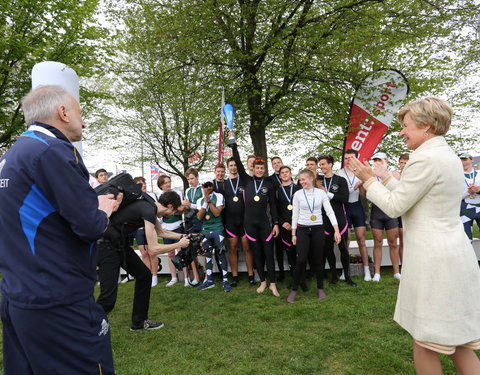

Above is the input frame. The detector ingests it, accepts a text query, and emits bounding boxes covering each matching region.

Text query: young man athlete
[276,165,302,285]
[459,152,480,241]
[368,153,401,282]
[196,181,232,292]
[337,149,371,281]
[270,156,286,281]
[318,154,357,287]
[223,157,256,286]
[229,131,280,296]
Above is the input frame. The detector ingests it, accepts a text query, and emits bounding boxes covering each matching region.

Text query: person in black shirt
[97,191,190,330]
[229,132,280,297]
[318,154,356,287]
[223,157,255,286]
[276,166,301,282]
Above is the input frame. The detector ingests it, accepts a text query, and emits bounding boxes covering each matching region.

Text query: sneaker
[364,272,372,282]
[393,273,401,280]
[231,276,239,287]
[198,280,215,290]
[166,278,178,287]
[190,279,199,286]
[223,281,232,292]
[249,276,257,286]
[130,320,164,331]
[184,279,191,287]
[372,273,381,282]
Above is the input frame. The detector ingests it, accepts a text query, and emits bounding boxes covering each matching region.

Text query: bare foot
[318,289,327,299]
[269,283,280,297]
[256,281,267,293]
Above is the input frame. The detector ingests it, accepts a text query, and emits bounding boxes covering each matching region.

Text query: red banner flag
[343,69,409,162]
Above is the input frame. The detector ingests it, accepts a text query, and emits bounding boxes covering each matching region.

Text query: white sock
[151,275,158,287]
[339,271,345,281]
[372,273,381,282]
[393,273,401,280]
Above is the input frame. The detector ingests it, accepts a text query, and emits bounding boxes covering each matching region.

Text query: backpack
[94,173,144,210]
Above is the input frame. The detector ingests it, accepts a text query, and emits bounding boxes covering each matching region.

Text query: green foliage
[108,0,479,167]
[0,0,112,153]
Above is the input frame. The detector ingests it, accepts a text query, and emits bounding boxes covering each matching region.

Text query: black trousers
[292,225,325,291]
[97,241,152,326]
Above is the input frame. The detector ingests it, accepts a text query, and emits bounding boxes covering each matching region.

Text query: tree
[0,0,111,153]
[109,0,479,165]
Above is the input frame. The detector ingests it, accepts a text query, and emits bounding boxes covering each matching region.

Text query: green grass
[88,268,472,375]
[1,267,476,374]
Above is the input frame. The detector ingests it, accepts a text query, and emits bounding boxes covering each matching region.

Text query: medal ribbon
[464,171,477,188]
[280,184,293,204]
[303,189,315,215]
[323,176,333,192]
[228,176,240,195]
[343,169,356,187]
[188,186,199,203]
[253,178,264,196]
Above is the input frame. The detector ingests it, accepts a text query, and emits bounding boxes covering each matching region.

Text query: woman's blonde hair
[397,97,452,136]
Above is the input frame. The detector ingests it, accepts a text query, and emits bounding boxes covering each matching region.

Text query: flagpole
[219,87,225,163]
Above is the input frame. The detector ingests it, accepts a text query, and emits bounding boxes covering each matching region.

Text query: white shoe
[339,271,345,281]
[121,275,134,284]
[364,272,372,281]
[151,275,158,287]
[184,279,191,287]
[372,273,381,282]
[393,273,401,280]
[166,278,178,287]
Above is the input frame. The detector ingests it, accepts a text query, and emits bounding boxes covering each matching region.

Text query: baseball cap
[372,152,388,160]
[458,152,472,159]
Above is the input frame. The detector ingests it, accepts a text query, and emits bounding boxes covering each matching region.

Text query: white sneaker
[121,275,134,284]
[151,275,158,287]
[184,279,191,287]
[372,273,381,282]
[339,271,345,281]
[393,273,401,280]
[166,278,178,287]
[364,272,372,281]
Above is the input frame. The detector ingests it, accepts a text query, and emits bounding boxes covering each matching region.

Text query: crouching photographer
[96,189,190,331]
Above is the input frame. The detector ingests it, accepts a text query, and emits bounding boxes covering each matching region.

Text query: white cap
[372,152,388,160]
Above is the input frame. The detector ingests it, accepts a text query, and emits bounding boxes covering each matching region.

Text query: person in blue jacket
[0,85,121,375]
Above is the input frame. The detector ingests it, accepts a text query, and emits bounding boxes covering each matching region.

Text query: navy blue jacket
[0,123,108,308]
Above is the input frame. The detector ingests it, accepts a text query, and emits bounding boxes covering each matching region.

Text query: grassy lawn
[85,267,471,375]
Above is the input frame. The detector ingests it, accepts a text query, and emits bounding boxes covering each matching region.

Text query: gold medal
[287,204,293,210]
[205,215,211,220]
[470,194,476,199]
[310,214,317,221]
[254,195,260,201]
[233,196,239,202]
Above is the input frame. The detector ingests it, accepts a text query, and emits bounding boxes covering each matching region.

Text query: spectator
[0,85,121,374]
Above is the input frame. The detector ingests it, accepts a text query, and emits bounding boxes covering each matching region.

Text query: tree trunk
[249,122,269,175]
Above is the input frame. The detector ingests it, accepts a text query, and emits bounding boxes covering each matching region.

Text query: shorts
[163,225,185,245]
[134,228,147,246]
[224,215,245,238]
[345,201,366,228]
[415,339,480,355]
[370,205,399,231]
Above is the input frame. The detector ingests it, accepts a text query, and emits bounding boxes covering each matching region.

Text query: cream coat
[367,136,480,345]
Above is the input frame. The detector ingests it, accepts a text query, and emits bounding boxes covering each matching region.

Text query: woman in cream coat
[351,97,480,375]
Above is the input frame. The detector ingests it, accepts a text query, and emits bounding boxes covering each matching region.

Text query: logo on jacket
[0,159,9,188]
[98,319,110,336]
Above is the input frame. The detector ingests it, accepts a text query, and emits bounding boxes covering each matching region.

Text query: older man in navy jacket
[0,85,120,375]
